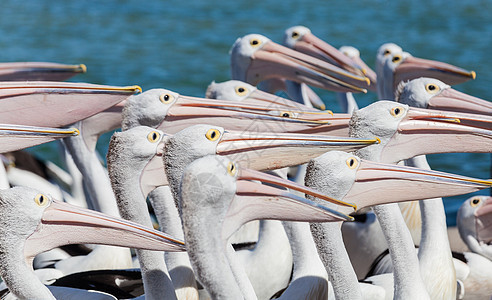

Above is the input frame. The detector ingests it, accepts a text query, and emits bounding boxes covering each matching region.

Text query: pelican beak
[162,95,334,134]
[24,200,185,260]
[246,41,370,93]
[244,88,320,112]
[344,160,492,211]
[216,130,380,170]
[221,167,355,239]
[427,88,492,116]
[0,82,141,128]
[78,100,128,152]
[394,56,475,89]
[140,140,169,198]
[475,197,492,244]
[0,62,86,81]
[380,107,492,163]
[291,32,371,79]
[349,54,378,91]
[0,125,79,153]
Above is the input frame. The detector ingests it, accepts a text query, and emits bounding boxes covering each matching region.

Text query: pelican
[205,80,320,112]
[376,43,475,99]
[455,196,492,298]
[0,186,184,299]
[179,155,354,299]
[229,33,371,98]
[306,150,492,299]
[396,77,492,115]
[0,62,86,81]
[347,101,491,298]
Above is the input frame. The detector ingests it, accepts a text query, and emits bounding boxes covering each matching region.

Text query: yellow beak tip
[470,70,476,80]
[73,128,80,136]
[78,64,87,73]
[133,85,143,93]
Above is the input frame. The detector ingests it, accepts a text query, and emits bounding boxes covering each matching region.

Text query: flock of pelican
[0,25,490,300]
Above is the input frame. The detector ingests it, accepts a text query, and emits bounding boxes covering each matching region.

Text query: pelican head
[396,78,492,115]
[0,186,184,299]
[306,150,492,215]
[230,34,370,93]
[339,45,377,89]
[376,43,475,99]
[457,196,492,260]
[350,100,492,163]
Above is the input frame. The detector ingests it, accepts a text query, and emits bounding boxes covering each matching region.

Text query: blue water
[1,0,490,225]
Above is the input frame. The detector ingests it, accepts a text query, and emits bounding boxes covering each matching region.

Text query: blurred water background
[1,0,491,225]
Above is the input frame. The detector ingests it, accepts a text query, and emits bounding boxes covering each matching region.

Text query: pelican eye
[383,49,391,56]
[235,86,248,96]
[280,111,294,118]
[159,93,174,103]
[392,55,402,63]
[470,197,481,207]
[291,31,300,39]
[250,38,262,47]
[34,194,49,207]
[205,129,220,141]
[425,83,440,94]
[227,162,237,176]
[147,131,160,143]
[390,106,404,117]
[346,157,358,169]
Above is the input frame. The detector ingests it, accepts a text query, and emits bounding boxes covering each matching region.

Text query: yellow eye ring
[470,197,481,207]
[147,131,160,143]
[346,157,358,169]
[390,106,404,117]
[280,111,294,118]
[227,162,237,176]
[205,129,220,141]
[159,93,174,103]
[383,49,391,56]
[235,86,248,96]
[34,194,49,207]
[291,31,300,39]
[391,54,402,63]
[425,83,440,94]
[250,38,262,47]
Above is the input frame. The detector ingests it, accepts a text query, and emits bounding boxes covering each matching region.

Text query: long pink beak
[475,197,492,244]
[0,82,140,128]
[160,95,335,134]
[0,62,86,81]
[394,56,476,89]
[428,88,492,116]
[343,160,492,214]
[381,107,492,163]
[290,32,365,77]
[221,167,355,239]
[245,41,370,92]
[24,200,185,260]
[0,125,79,153]
[216,130,380,170]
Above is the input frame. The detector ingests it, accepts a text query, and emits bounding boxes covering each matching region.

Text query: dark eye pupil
[153,133,157,140]
[394,108,400,115]
[292,32,298,38]
[384,50,390,54]
[231,165,235,171]
[429,85,435,90]
[39,196,44,203]
[238,88,245,93]
[252,40,258,45]
[282,113,290,117]
[211,131,216,138]
[349,159,354,167]
[392,57,400,62]
[164,95,170,101]
[473,199,480,205]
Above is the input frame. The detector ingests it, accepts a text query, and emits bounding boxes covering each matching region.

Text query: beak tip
[78,64,87,73]
[133,85,143,93]
[72,128,80,136]
[471,70,476,80]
